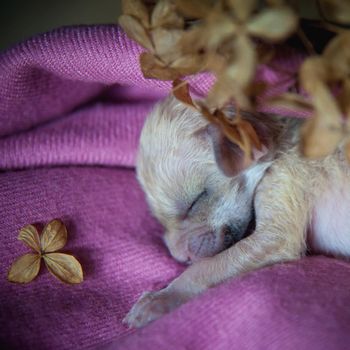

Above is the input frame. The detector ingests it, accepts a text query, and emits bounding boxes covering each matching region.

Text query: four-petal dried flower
[8,219,83,284]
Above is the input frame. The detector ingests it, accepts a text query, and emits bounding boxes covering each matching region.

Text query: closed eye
[186,190,207,217]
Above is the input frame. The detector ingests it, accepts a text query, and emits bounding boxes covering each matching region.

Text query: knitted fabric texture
[0,25,349,350]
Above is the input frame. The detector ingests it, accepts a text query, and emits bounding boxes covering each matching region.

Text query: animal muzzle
[187,225,244,258]
[187,231,218,257]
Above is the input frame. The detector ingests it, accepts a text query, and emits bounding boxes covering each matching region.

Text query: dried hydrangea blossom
[178,0,298,109]
[270,32,350,159]
[119,0,350,162]
[8,219,83,284]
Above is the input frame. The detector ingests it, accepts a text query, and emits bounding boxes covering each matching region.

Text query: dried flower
[119,0,204,80]
[119,0,298,104]
[178,0,298,109]
[317,0,350,25]
[118,0,299,163]
[268,32,350,159]
[173,79,261,166]
[8,219,83,284]
[119,0,350,162]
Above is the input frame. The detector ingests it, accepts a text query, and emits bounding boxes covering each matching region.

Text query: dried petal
[300,57,328,92]
[204,53,228,75]
[226,35,256,87]
[8,253,41,283]
[172,79,196,107]
[238,119,262,151]
[300,56,346,158]
[205,13,237,51]
[200,106,245,150]
[300,57,342,121]
[179,13,236,54]
[323,32,350,80]
[206,76,251,110]
[225,124,245,150]
[140,52,180,80]
[247,6,298,42]
[318,0,350,25]
[122,0,150,28]
[18,224,41,253]
[205,77,235,109]
[215,111,260,165]
[228,0,257,21]
[206,35,256,109]
[267,93,313,114]
[41,219,67,253]
[151,0,184,28]
[175,0,214,19]
[197,102,219,124]
[237,122,253,167]
[170,54,205,74]
[300,34,350,158]
[43,253,83,284]
[301,114,343,159]
[151,28,183,63]
[178,26,208,54]
[118,15,154,51]
[215,109,245,148]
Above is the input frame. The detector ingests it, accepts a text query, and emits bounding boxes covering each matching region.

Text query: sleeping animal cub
[124,96,350,328]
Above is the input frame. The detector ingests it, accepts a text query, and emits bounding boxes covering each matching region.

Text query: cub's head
[137,96,298,263]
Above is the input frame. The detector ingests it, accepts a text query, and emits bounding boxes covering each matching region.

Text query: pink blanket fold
[0,25,349,350]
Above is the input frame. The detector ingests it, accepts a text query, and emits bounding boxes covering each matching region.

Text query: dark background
[1,1,320,52]
[0,0,122,51]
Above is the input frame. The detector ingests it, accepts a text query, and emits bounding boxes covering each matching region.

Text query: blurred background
[0,0,122,51]
[1,0,321,52]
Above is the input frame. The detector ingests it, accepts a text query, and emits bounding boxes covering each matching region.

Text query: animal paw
[123,288,187,328]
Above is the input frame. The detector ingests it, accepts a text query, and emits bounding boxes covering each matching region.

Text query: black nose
[222,225,238,248]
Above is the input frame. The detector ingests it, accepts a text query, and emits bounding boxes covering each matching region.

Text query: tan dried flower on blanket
[8,219,83,284]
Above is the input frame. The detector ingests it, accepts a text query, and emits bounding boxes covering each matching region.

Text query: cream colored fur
[124,96,350,328]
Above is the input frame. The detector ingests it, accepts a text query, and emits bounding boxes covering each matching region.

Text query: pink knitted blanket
[1,25,350,350]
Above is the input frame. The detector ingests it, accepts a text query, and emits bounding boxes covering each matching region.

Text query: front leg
[125,164,309,328]
[123,287,191,328]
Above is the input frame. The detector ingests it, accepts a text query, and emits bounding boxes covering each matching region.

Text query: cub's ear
[207,123,268,177]
[206,112,300,177]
